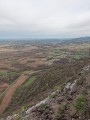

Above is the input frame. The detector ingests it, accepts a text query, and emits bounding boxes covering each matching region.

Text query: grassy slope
[22,76,36,88]
[1,57,89,117]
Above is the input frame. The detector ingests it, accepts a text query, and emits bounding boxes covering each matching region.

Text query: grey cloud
[0,0,90,38]
[68,19,90,30]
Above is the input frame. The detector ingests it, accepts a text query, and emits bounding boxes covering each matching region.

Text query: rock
[70,110,77,117]
[83,65,90,71]
[6,116,12,120]
[26,97,50,114]
[65,82,71,90]
[67,96,73,101]
[49,110,54,114]
[56,96,64,104]
[12,114,19,120]
[70,81,76,91]
[70,88,77,95]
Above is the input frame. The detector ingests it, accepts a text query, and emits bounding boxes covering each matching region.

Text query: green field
[22,76,36,88]
[0,71,20,76]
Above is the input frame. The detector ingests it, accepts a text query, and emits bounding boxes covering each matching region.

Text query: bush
[86,84,90,89]
[75,95,87,112]
[50,93,58,99]
[55,104,66,120]
[39,103,49,110]
[76,78,84,86]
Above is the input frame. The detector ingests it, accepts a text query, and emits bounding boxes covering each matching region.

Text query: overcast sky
[0,0,90,39]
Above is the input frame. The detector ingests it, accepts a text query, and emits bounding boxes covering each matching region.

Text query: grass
[22,76,36,88]
[49,49,66,59]
[76,78,84,86]
[48,48,90,60]
[75,95,87,112]
[39,103,49,110]
[55,104,66,120]
[50,92,58,99]
[71,51,89,59]
[0,71,20,76]
[86,84,90,89]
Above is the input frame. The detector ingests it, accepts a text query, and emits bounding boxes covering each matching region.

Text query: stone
[6,116,12,120]
[70,88,77,95]
[56,96,64,104]
[67,96,73,101]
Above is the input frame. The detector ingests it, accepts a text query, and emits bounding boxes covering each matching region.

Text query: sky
[0,0,90,39]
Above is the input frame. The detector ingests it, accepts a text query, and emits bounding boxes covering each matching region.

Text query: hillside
[0,57,90,120]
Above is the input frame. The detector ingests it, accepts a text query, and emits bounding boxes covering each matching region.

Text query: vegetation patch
[0,72,20,76]
[39,103,49,110]
[75,95,87,112]
[86,84,90,89]
[55,104,66,120]
[76,78,84,86]
[22,76,36,88]
[50,92,58,99]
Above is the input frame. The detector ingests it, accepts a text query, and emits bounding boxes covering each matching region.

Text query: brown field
[0,42,50,96]
[0,43,48,72]
[0,74,30,114]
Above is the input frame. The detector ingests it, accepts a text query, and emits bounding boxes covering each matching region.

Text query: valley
[0,38,90,119]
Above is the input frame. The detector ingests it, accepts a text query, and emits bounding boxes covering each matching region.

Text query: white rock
[65,82,71,89]
[70,80,76,91]
[6,116,12,120]
[26,97,49,114]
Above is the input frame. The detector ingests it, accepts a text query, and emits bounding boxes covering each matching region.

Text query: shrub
[75,95,87,112]
[39,103,49,110]
[76,78,84,86]
[81,88,88,95]
[86,84,90,89]
[55,104,66,120]
[50,93,58,99]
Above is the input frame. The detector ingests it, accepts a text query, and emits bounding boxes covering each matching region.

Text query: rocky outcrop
[1,77,78,120]
[1,64,90,120]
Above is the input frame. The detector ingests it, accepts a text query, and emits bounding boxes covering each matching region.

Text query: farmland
[0,40,90,95]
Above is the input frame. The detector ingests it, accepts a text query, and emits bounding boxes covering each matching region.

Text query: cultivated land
[0,37,90,119]
[0,74,29,114]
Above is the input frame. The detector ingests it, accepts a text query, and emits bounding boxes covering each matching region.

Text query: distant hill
[62,36,90,44]
[0,36,90,44]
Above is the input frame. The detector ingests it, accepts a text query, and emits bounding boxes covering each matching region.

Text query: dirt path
[0,74,30,114]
